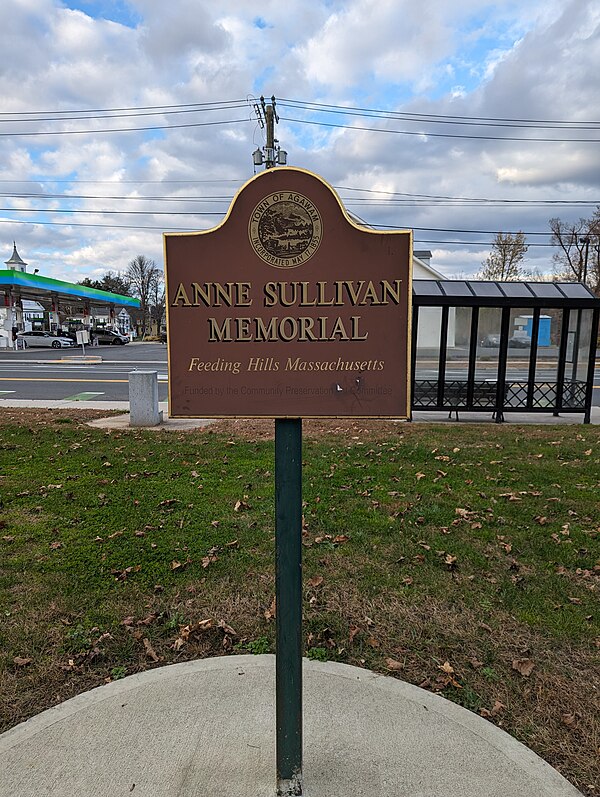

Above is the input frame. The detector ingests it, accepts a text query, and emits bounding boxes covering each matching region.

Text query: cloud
[0,0,597,283]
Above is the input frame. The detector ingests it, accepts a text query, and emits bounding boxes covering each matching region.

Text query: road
[0,342,598,405]
[0,342,168,402]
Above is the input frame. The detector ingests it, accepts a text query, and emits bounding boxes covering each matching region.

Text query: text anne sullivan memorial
[164,167,412,419]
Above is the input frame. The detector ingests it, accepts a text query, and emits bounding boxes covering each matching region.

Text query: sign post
[164,166,411,795]
[275,417,303,795]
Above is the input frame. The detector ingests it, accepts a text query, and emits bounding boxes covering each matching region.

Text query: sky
[0,0,599,283]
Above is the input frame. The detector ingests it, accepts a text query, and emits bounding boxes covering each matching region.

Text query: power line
[0,186,596,208]
[0,117,249,138]
[0,99,247,116]
[0,218,202,232]
[336,185,600,205]
[0,179,243,185]
[0,216,565,246]
[281,115,600,144]
[0,218,554,245]
[278,98,600,127]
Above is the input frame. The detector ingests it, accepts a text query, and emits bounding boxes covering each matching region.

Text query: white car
[17,331,75,349]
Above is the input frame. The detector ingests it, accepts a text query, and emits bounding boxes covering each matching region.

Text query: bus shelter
[411,280,600,423]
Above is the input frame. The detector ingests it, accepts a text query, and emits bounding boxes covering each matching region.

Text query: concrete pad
[0,656,582,797]
[411,407,599,425]
[86,413,214,431]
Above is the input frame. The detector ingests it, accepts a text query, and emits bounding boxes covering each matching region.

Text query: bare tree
[549,217,589,282]
[549,213,600,294]
[149,273,166,331]
[477,231,528,280]
[126,255,161,336]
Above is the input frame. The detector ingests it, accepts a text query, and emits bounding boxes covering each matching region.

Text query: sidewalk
[0,656,583,797]
[0,398,598,427]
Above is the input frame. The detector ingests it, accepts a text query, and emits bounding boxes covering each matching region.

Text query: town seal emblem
[249,191,323,268]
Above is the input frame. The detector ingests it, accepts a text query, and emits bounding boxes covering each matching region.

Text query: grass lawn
[0,410,598,794]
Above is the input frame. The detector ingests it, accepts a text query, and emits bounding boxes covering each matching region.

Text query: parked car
[480,334,500,347]
[91,329,129,345]
[16,331,74,349]
[508,335,531,348]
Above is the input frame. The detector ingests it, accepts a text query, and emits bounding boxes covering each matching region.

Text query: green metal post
[275,417,303,796]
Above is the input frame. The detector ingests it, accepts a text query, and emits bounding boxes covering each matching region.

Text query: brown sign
[164,167,412,418]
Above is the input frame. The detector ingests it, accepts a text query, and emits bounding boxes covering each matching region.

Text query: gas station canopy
[0,269,140,310]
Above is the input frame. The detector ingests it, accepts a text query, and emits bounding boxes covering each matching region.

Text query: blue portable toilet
[522,315,551,346]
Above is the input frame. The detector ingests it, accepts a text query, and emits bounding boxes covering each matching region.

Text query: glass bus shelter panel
[564,309,593,409]
[503,307,534,408]
[443,306,472,406]
[413,306,443,407]
[474,307,502,406]
[532,308,563,408]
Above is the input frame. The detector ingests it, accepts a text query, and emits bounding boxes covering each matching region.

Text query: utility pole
[581,236,590,286]
[252,95,287,170]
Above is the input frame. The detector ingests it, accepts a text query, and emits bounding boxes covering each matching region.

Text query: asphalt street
[0,342,168,402]
[0,342,598,405]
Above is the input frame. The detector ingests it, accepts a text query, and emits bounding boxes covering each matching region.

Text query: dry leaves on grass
[143,638,160,662]
[264,597,276,621]
[480,701,505,719]
[384,657,404,672]
[512,658,536,677]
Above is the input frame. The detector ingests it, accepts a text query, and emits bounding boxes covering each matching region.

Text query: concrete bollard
[128,370,163,427]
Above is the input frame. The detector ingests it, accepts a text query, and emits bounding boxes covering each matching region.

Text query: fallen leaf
[349,625,360,643]
[137,613,158,626]
[480,701,505,718]
[143,638,160,662]
[512,658,535,677]
[264,597,276,621]
[307,575,324,588]
[13,656,32,667]
[333,534,350,544]
[439,661,455,675]
[384,657,403,671]
[217,619,236,636]
[415,472,426,480]
[562,712,578,729]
